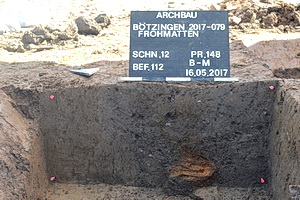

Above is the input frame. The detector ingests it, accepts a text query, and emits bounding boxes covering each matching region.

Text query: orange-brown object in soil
[169,147,216,184]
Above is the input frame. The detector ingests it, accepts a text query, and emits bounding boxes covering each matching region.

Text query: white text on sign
[132,51,170,59]
[132,63,164,71]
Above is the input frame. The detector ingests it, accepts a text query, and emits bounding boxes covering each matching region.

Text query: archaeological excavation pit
[0,80,299,200]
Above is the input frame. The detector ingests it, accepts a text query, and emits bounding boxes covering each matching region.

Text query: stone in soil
[75,16,101,35]
[95,13,111,28]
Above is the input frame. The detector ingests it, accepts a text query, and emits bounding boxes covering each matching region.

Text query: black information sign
[129,11,230,79]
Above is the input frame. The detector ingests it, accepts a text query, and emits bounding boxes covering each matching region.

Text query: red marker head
[50,176,56,182]
[260,178,265,183]
[268,86,275,90]
[49,95,55,100]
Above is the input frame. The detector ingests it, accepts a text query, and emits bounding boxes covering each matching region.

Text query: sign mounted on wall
[121,11,237,82]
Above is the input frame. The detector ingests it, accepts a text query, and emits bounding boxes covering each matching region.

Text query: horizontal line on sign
[143,77,166,81]
[191,77,214,81]
[166,77,190,81]
[214,77,239,82]
[119,77,143,81]
[119,77,239,82]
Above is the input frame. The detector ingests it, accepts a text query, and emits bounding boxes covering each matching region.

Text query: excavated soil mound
[224,0,300,33]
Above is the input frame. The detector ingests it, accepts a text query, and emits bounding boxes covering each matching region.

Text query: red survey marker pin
[268,86,275,90]
[50,176,56,182]
[49,95,55,100]
[260,178,265,183]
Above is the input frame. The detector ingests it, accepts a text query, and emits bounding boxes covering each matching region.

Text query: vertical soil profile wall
[270,87,300,200]
[0,90,48,200]
[39,81,277,191]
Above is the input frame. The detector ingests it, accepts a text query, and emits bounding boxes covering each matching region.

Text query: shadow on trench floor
[45,183,271,200]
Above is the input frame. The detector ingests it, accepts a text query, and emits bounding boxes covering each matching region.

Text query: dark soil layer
[39,81,276,191]
[0,79,280,199]
[1,76,300,200]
